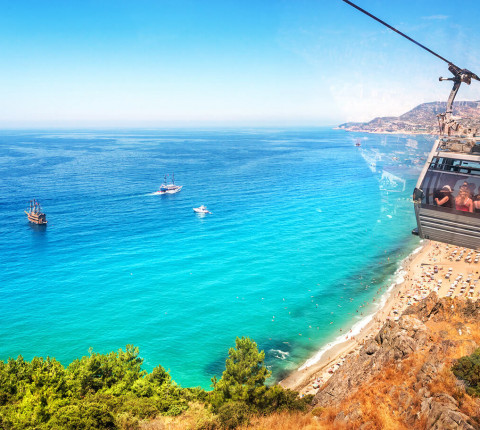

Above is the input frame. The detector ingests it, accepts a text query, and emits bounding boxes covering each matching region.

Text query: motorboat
[193,205,211,214]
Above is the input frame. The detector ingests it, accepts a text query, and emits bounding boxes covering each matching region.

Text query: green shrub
[115,412,140,430]
[47,401,116,429]
[261,385,313,413]
[188,404,219,430]
[166,403,188,417]
[216,401,252,429]
[118,396,159,419]
[452,348,480,397]
[311,406,325,417]
[146,365,171,386]
[67,345,145,396]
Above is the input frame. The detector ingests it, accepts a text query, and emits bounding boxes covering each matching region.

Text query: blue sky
[0,0,479,127]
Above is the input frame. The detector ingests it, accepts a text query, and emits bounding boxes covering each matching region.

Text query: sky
[0,0,479,128]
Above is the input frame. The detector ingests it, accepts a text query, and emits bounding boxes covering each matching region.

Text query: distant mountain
[337,100,480,134]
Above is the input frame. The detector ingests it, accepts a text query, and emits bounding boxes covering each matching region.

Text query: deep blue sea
[0,128,434,388]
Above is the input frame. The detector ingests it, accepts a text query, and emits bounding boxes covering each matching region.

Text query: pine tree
[211,336,270,410]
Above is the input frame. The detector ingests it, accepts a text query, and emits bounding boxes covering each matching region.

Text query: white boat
[156,173,182,194]
[193,205,211,214]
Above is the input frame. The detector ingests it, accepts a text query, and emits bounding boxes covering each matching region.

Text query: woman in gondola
[455,187,474,213]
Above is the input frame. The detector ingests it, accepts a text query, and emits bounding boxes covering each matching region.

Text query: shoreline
[333,127,435,136]
[280,239,480,395]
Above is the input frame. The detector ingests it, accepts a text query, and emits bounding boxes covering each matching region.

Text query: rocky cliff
[313,294,480,429]
[338,101,480,135]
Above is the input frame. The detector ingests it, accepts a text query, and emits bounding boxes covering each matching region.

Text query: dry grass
[319,352,429,429]
[429,365,459,396]
[142,410,327,430]
[138,403,219,430]
[315,298,480,429]
[241,411,325,430]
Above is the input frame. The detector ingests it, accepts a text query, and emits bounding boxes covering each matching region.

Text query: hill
[311,293,480,429]
[338,101,480,134]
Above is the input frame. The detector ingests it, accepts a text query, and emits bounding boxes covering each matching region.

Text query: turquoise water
[0,128,433,388]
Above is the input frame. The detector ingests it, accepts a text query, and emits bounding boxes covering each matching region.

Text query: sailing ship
[157,173,182,194]
[25,199,47,225]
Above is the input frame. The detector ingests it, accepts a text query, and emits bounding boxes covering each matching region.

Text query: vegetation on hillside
[0,338,311,429]
[452,347,480,397]
[309,301,480,429]
[3,298,479,429]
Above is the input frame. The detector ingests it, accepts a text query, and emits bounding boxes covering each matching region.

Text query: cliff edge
[312,294,480,429]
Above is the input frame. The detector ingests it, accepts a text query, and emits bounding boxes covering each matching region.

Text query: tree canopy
[0,345,191,429]
[0,339,310,429]
[211,336,270,409]
[210,337,311,427]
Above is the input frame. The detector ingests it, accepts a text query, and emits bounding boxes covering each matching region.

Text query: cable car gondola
[343,0,480,249]
[413,131,480,249]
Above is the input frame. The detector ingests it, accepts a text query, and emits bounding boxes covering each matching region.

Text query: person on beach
[455,187,473,212]
[435,185,454,208]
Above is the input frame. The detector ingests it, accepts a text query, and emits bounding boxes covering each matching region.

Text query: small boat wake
[146,190,182,196]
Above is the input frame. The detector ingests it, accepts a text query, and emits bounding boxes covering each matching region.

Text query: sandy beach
[280,240,480,396]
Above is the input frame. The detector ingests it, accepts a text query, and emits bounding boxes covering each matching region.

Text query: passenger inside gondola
[420,164,480,216]
[434,185,454,208]
[460,181,474,198]
[455,188,473,212]
[473,187,480,213]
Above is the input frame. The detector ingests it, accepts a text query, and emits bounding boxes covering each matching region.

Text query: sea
[0,128,434,389]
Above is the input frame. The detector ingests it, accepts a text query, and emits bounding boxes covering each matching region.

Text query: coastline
[280,239,479,395]
[333,127,435,136]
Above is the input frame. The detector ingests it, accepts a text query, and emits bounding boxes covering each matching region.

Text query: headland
[337,100,480,135]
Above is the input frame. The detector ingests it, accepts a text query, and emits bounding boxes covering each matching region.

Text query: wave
[269,349,290,360]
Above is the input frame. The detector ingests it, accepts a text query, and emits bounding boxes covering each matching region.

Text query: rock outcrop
[313,294,480,429]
